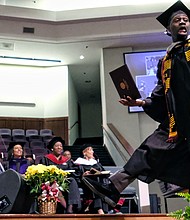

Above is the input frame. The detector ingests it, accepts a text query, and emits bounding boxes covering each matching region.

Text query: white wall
[43,66,69,117]
[0,64,69,118]
[0,62,101,144]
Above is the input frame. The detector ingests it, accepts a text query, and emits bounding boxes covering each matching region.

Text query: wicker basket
[38,198,57,214]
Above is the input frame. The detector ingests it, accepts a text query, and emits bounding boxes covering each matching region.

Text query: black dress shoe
[82,176,120,207]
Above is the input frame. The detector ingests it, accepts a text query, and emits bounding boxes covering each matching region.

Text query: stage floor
[0,214,174,220]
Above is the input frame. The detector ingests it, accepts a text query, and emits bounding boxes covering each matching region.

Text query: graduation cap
[47,136,65,150]
[79,144,98,159]
[7,141,26,152]
[79,144,91,157]
[156,1,190,28]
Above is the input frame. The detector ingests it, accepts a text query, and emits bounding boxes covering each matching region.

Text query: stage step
[0,214,174,220]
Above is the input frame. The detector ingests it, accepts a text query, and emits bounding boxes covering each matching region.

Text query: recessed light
[80,55,84,60]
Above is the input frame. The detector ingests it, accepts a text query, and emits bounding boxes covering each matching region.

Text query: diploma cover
[109,64,141,99]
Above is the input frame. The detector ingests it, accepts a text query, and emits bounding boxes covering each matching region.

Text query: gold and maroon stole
[161,39,190,142]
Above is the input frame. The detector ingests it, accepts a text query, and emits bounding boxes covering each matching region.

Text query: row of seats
[0,128,53,142]
[0,140,48,150]
[0,128,53,137]
[0,129,54,163]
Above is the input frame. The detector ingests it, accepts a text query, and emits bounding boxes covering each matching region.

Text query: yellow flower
[24,164,69,196]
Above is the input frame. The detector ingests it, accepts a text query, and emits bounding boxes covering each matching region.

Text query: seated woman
[3,141,33,174]
[63,150,72,160]
[40,136,81,214]
[74,144,109,214]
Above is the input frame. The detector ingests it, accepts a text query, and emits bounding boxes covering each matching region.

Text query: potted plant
[24,164,69,214]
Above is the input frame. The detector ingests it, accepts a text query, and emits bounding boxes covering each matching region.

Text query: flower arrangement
[168,192,190,220]
[24,164,69,200]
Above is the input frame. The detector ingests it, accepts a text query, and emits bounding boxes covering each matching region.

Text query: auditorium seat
[28,135,42,142]
[42,135,53,144]
[22,141,30,148]
[0,128,11,141]
[24,147,32,158]
[39,129,53,145]
[30,140,45,149]
[12,129,26,142]
[0,142,8,150]
[0,140,10,152]
[34,155,45,165]
[40,129,53,137]
[12,135,27,142]
[32,147,47,155]
[12,129,25,136]
[26,129,38,137]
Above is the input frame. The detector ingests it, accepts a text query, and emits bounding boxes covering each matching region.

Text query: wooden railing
[106,123,134,156]
[69,121,79,131]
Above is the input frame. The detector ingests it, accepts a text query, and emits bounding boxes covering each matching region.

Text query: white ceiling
[0,0,180,12]
[0,0,187,103]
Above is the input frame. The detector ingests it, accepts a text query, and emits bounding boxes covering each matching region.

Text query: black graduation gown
[74,158,108,213]
[123,46,190,189]
[40,155,81,209]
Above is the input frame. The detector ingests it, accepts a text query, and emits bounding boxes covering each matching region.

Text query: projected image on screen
[124,50,166,113]
[136,75,157,99]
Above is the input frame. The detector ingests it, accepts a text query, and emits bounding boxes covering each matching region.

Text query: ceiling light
[80,55,84,60]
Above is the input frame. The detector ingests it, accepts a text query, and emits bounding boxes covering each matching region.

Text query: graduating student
[82,0,190,207]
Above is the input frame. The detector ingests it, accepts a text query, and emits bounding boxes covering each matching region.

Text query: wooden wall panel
[44,117,68,145]
[5,119,27,129]
[0,118,7,128]
[24,119,44,130]
[0,117,68,144]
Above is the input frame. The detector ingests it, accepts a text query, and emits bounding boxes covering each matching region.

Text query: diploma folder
[109,64,141,99]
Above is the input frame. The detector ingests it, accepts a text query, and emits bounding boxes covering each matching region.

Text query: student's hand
[119,96,145,107]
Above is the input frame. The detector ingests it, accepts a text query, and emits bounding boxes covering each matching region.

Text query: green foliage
[168,192,190,220]
[24,164,69,196]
